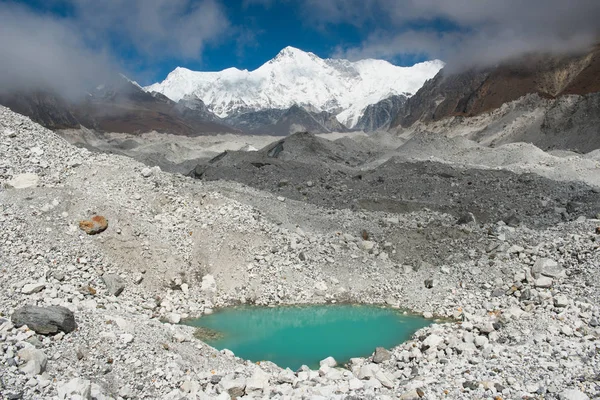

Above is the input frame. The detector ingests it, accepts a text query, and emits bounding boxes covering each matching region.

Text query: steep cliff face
[392,45,600,128]
[355,95,407,131]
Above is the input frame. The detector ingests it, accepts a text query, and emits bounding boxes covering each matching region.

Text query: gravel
[0,105,598,399]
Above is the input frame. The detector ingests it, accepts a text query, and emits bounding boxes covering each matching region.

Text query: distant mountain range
[1,45,599,144]
[146,46,444,128]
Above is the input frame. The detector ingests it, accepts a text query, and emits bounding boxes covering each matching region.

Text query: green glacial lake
[185,305,432,370]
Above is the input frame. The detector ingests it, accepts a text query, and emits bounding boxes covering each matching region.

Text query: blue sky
[1,0,599,90]
[6,0,437,84]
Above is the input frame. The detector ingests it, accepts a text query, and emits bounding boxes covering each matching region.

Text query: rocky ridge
[0,106,599,399]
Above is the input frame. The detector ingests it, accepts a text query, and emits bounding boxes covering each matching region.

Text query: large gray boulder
[12,305,76,334]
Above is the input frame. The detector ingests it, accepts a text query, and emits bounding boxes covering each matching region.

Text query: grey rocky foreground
[0,105,599,399]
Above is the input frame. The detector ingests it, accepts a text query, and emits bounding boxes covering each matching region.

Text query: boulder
[79,215,108,235]
[18,348,47,375]
[457,212,476,225]
[245,368,270,392]
[531,258,564,278]
[554,294,569,308]
[21,282,46,294]
[400,388,425,399]
[372,347,391,363]
[6,173,39,189]
[534,276,553,288]
[319,356,337,368]
[559,389,590,400]
[201,274,217,293]
[220,375,246,398]
[348,378,364,390]
[141,167,153,177]
[422,334,444,349]
[102,274,125,296]
[58,378,92,400]
[12,305,76,334]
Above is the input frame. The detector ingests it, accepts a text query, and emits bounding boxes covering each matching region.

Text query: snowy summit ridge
[146,46,444,128]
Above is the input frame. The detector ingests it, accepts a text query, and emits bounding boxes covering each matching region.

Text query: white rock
[120,333,134,344]
[21,282,46,294]
[165,313,181,324]
[221,375,246,395]
[374,370,394,388]
[315,281,328,292]
[6,173,39,189]
[534,276,553,288]
[246,368,270,392]
[201,275,217,293]
[277,369,296,384]
[141,168,152,178]
[360,240,375,251]
[320,356,337,368]
[58,378,92,400]
[18,348,47,375]
[554,294,569,307]
[559,389,590,400]
[357,364,378,379]
[348,378,364,390]
[474,335,489,348]
[423,334,444,349]
[532,258,564,278]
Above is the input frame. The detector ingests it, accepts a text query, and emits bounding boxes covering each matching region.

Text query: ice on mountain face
[146,46,444,128]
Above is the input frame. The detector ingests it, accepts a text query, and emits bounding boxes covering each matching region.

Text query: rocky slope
[1,106,599,399]
[399,92,600,153]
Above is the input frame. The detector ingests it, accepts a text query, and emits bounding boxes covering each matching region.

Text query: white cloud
[71,0,231,59]
[0,3,116,97]
[0,0,233,96]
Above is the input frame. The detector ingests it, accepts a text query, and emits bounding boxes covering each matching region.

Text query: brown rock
[595,226,600,234]
[79,215,108,235]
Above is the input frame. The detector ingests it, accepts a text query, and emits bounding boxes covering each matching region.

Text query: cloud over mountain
[0,0,231,97]
[312,0,600,69]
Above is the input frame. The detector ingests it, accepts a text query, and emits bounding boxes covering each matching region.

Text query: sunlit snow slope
[146,47,444,128]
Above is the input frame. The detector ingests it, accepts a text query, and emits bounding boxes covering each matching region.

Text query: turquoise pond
[184,305,432,370]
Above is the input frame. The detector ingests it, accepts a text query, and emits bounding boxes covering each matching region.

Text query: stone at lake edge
[372,347,392,363]
[12,305,76,334]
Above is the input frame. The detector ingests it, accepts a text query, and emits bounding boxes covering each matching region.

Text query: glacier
[145,46,444,128]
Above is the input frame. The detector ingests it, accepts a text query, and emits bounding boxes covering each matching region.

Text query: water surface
[185,304,431,370]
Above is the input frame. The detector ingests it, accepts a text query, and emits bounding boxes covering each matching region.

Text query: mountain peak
[276,46,308,58]
[145,48,444,127]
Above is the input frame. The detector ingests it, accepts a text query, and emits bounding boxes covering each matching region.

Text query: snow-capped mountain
[146,47,444,128]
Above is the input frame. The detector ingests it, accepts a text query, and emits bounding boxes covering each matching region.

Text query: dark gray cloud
[311,0,600,68]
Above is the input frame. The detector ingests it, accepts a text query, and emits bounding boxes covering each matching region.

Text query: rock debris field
[0,104,599,399]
